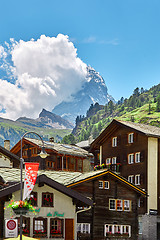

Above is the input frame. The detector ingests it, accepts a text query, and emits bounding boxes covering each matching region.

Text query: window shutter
[123,134,128,145]
[140,174,144,184]
[117,136,121,146]
[140,151,145,162]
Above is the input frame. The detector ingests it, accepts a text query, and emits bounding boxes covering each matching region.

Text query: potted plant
[5,200,36,215]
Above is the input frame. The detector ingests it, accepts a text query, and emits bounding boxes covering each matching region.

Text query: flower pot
[13,207,29,215]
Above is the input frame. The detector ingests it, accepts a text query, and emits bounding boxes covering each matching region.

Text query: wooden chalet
[11,137,93,173]
[0,173,93,240]
[67,169,147,240]
[90,119,160,239]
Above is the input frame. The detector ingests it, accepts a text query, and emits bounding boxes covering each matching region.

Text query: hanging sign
[5,219,18,238]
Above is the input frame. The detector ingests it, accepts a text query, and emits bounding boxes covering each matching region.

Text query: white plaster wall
[0,154,12,167]
[4,183,77,240]
[147,137,158,213]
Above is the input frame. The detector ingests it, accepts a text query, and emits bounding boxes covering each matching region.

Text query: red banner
[23,162,39,200]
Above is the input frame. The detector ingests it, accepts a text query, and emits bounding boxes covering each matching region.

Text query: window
[128,154,134,164]
[109,199,116,210]
[135,174,140,185]
[128,133,134,143]
[124,200,130,211]
[99,181,103,189]
[135,152,140,163]
[104,224,131,237]
[29,192,37,206]
[33,217,47,236]
[50,219,63,236]
[112,157,117,164]
[117,200,123,211]
[106,158,111,164]
[112,137,117,147]
[99,180,109,189]
[22,217,30,235]
[42,192,53,207]
[128,175,134,183]
[77,223,90,234]
[109,199,131,211]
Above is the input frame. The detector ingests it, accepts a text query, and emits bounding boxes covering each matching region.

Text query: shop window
[77,223,90,234]
[22,217,30,235]
[50,218,63,237]
[16,217,30,235]
[112,137,117,147]
[29,191,37,206]
[128,133,134,143]
[33,217,47,237]
[42,192,53,207]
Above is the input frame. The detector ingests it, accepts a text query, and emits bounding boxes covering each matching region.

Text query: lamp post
[20,132,48,240]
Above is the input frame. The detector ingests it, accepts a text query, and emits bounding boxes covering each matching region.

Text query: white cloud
[0,34,87,120]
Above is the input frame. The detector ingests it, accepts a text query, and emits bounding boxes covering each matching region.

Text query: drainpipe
[100,145,102,165]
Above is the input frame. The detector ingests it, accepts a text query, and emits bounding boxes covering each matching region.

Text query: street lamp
[20,131,48,240]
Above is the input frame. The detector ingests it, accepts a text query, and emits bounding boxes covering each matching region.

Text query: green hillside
[63,84,160,143]
[0,119,71,148]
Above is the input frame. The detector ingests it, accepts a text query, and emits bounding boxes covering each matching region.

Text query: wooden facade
[11,138,93,173]
[68,170,146,240]
[90,119,160,215]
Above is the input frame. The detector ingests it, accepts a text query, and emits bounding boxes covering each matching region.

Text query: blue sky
[0,0,160,119]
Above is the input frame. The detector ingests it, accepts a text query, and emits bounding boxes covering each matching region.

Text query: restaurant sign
[47,211,64,217]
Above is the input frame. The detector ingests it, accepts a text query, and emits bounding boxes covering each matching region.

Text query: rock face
[52,66,114,124]
[38,109,73,129]
[16,109,74,129]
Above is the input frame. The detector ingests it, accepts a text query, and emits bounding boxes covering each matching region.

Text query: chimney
[4,140,10,151]
[49,137,54,143]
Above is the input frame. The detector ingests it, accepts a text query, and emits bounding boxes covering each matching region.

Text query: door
[65,219,74,240]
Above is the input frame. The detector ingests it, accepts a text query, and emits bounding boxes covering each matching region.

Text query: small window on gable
[99,180,109,189]
[112,137,117,147]
[99,181,103,189]
[128,133,134,143]
[42,192,53,207]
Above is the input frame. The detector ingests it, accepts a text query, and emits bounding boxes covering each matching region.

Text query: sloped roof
[0,167,146,196]
[117,120,160,137]
[13,138,93,159]
[0,145,20,163]
[0,174,93,207]
[90,119,160,148]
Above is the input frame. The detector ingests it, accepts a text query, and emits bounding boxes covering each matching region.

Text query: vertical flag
[23,162,39,200]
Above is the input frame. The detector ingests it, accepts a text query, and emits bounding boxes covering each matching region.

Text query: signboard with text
[5,219,18,238]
